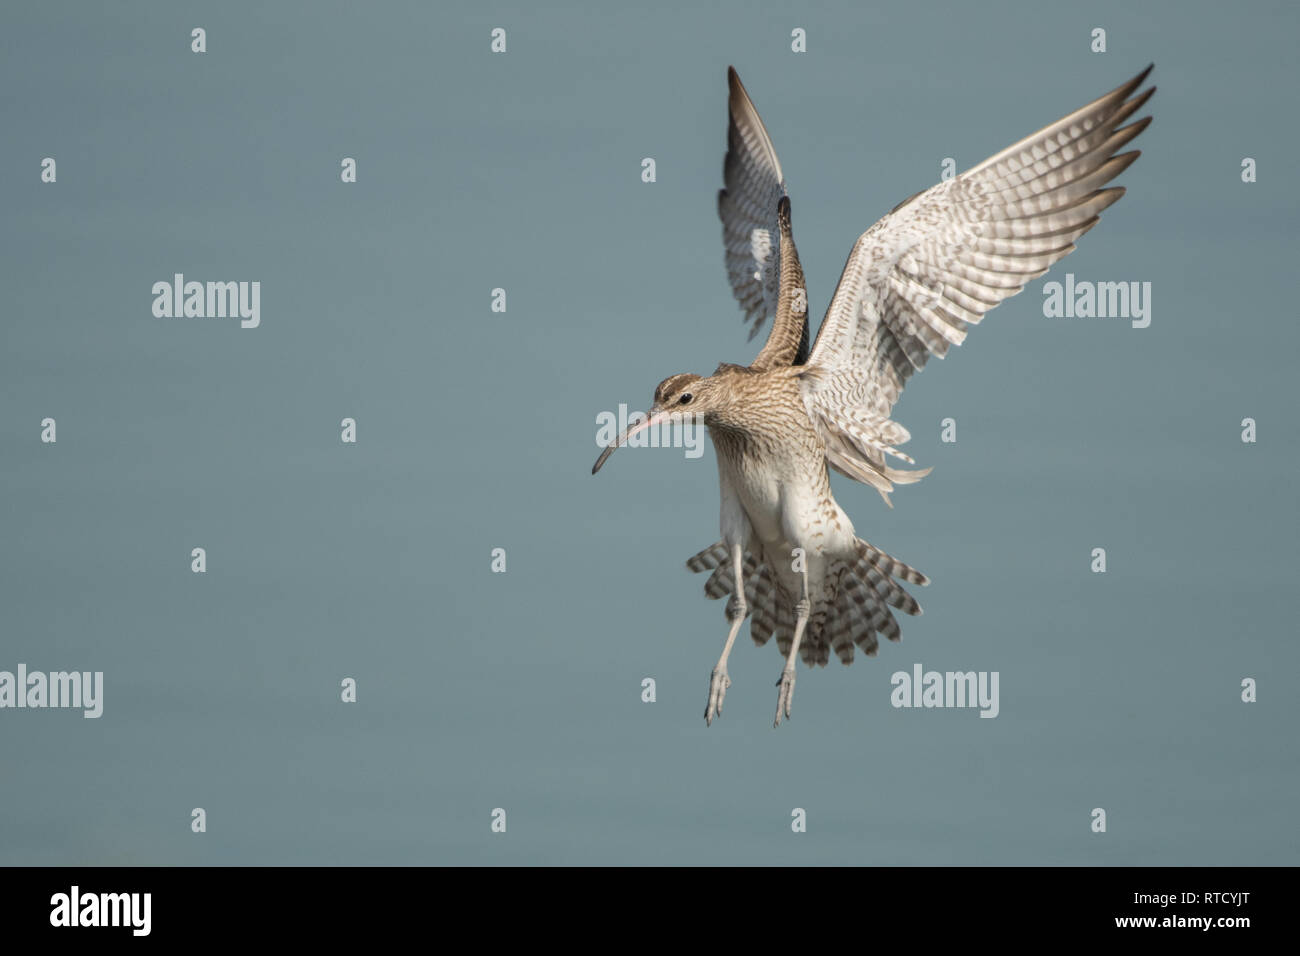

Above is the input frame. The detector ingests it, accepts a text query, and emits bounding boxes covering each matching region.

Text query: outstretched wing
[718,67,810,370]
[802,66,1155,499]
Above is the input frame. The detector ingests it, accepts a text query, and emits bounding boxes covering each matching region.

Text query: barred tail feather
[686,542,774,636]
[832,538,927,664]
[685,542,728,573]
[686,538,927,668]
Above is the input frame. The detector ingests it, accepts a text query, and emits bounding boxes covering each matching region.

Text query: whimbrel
[593,66,1154,726]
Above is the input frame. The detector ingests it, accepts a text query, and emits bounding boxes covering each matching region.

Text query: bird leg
[774,572,810,727]
[705,543,748,726]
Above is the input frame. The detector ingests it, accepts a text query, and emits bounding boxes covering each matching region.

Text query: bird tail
[686,542,786,650]
[686,538,928,667]
[821,538,928,667]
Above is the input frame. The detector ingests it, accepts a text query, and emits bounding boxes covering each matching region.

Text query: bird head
[592,372,719,474]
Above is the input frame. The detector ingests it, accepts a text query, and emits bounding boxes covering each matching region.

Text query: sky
[1,0,1296,865]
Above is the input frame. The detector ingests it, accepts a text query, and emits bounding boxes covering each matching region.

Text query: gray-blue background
[2,0,1296,865]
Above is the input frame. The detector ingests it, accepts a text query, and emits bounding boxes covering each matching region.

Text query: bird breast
[710,420,857,562]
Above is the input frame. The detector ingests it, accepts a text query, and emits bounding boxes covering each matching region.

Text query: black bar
[0,866,1280,941]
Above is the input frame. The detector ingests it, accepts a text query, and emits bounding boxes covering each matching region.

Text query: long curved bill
[592,409,673,474]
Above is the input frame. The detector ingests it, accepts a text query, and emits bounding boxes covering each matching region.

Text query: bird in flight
[593,65,1154,726]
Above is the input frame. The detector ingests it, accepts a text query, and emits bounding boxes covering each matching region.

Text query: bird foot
[705,666,732,726]
[773,665,796,727]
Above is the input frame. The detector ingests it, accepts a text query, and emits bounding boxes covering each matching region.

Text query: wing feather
[801,66,1154,496]
[718,67,810,368]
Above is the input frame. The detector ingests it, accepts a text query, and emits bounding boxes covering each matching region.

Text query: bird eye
[678,393,693,405]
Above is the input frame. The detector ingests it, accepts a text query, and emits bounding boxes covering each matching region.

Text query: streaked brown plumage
[594,65,1154,726]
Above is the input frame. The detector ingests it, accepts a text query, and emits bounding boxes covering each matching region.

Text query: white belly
[715,439,858,601]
